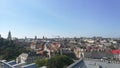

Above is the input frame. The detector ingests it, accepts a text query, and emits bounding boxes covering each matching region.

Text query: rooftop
[67,59,120,68]
[85,60,120,68]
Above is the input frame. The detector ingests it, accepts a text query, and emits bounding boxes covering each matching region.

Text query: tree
[0,38,29,60]
[36,55,74,68]
[36,59,48,67]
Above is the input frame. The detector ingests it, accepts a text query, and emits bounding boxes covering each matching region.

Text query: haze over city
[0,0,120,38]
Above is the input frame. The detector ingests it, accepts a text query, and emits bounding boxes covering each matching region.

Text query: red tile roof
[112,50,120,54]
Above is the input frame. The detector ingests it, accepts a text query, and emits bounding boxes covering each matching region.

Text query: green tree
[36,55,74,68]
[36,59,48,67]
[0,38,29,60]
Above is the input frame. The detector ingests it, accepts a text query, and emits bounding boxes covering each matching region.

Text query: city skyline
[0,0,120,38]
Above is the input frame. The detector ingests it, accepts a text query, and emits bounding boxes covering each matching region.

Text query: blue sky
[0,0,120,38]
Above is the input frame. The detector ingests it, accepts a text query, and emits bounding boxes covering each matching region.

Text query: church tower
[0,34,1,39]
[35,36,37,40]
[7,31,12,40]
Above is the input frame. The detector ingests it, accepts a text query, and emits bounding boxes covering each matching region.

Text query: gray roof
[67,59,120,68]
[0,60,38,68]
[67,59,87,68]
[85,60,120,68]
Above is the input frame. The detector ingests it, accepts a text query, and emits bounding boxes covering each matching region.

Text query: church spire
[0,34,1,39]
[7,31,12,40]
[35,36,37,40]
